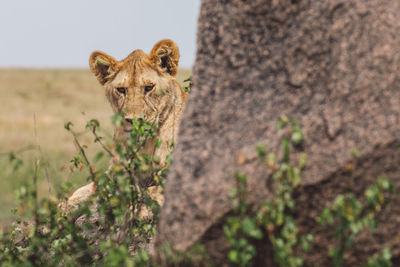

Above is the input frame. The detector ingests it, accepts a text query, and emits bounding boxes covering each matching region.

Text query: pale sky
[0,0,200,68]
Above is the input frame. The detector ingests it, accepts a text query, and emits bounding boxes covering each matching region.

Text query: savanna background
[0,0,198,226]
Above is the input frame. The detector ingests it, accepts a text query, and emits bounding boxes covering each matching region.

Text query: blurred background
[0,0,198,225]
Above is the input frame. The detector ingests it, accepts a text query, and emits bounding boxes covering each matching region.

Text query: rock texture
[157,0,400,265]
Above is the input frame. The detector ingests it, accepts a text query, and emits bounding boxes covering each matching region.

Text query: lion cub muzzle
[122,117,144,135]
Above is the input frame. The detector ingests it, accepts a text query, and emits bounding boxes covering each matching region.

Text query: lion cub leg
[60,182,164,221]
[59,182,97,212]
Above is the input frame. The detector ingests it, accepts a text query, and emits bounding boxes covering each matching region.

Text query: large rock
[157,0,400,265]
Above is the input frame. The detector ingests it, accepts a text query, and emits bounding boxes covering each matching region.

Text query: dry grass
[0,68,191,225]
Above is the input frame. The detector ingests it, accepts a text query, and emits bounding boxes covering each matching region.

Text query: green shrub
[0,114,167,266]
[224,115,397,267]
[225,116,312,267]
[317,177,396,267]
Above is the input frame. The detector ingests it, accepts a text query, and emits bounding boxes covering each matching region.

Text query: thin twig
[116,210,131,245]
[69,128,96,182]
[127,165,141,216]
[92,129,116,158]
[33,114,52,193]
[33,159,40,236]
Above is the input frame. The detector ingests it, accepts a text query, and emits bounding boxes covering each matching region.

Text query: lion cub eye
[116,87,127,95]
[144,84,154,94]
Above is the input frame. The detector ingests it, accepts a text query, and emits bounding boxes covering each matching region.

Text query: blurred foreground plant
[0,114,167,266]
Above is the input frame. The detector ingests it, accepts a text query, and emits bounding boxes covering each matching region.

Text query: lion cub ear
[150,39,180,77]
[89,51,118,85]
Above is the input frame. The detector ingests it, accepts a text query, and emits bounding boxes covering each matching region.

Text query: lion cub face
[89,40,181,139]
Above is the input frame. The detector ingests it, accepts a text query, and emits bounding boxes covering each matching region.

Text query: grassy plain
[0,68,191,225]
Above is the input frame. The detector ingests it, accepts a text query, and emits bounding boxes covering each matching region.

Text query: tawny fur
[62,40,186,215]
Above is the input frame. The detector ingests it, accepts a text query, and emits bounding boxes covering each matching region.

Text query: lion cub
[62,40,187,215]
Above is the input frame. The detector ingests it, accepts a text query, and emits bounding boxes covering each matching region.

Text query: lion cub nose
[125,118,133,125]
[124,118,143,125]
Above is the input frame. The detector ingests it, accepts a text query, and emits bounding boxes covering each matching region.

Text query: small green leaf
[350,147,359,158]
[241,217,263,239]
[282,138,290,163]
[275,120,283,132]
[155,139,162,148]
[228,250,239,263]
[299,153,307,169]
[256,143,267,160]
[291,130,303,145]
[94,151,104,162]
[64,121,73,130]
